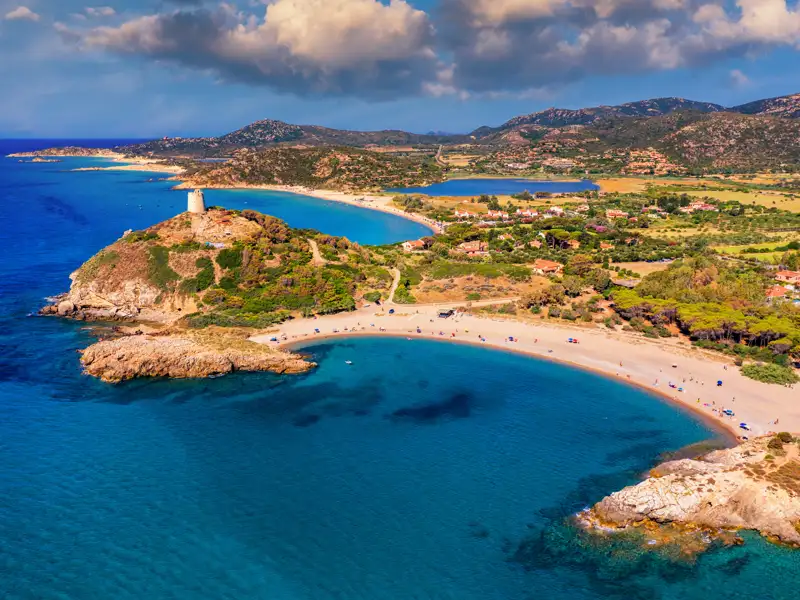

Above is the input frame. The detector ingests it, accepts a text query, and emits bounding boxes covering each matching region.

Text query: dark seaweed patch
[388,391,473,424]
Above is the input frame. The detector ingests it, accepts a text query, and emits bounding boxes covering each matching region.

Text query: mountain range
[117,92,800,162]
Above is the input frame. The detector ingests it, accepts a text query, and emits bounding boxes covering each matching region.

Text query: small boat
[345,360,353,365]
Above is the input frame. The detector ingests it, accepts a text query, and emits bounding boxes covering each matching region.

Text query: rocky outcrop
[8,147,122,158]
[589,436,800,546]
[80,329,313,383]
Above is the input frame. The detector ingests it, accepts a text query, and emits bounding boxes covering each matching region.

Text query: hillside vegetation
[181,147,444,191]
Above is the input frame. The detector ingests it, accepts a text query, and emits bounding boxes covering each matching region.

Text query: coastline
[287,330,740,444]
[254,305,800,440]
[171,181,443,234]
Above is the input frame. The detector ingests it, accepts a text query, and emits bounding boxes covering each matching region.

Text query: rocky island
[8,146,123,158]
[41,192,395,382]
[585,434,800,548]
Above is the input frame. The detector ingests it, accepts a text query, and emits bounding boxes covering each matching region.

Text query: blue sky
[2,0,800,137]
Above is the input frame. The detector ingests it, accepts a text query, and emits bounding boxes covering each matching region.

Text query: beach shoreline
[253,306,800,440]
[171,181,443,234]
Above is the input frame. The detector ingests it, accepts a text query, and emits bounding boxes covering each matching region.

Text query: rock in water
[80,330,313,383]
[588,436,800,547]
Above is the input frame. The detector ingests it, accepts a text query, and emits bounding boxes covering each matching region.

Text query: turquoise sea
[389,178,599,197]
[2,140,800,600]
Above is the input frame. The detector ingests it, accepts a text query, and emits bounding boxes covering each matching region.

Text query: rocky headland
[39,207,356,382]
[79,327,311,383]
[8,147,123,158]
[586,434,800,547]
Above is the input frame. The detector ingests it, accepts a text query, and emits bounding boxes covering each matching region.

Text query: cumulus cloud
[440,0,800,95]
[4,6,40,21]
[61,0,436,98]
[85,7,116,18]
[55,0,800,99]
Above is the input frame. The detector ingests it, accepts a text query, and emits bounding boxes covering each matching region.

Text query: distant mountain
[114,92,800,161]
[475,98,725,136]
[120,119,464,158]
[729,93,800,119]
[471,93,800,139]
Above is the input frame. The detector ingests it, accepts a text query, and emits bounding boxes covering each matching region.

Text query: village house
[546,206,565,217]
[766,285,789,304]
[532,259,564,275]
[575,205,590,213]
[454,209,477,220]
[457,241,489,256]
[600,242,615,250]
[402,239,427,253]
[516,208,539,218]
[487,210,511,220]
[567,239,581,249]
[680,201,718,214]
[606,209,630,219]
[776,270,800,285]
[529,240,543,249]
[498,233,514,241]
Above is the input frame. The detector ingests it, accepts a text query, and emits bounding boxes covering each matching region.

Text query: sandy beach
[72,156,185,175]
[253,303,799,440]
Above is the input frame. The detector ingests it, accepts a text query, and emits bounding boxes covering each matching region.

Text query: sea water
[2,141,800,600]
[389,178,599,197]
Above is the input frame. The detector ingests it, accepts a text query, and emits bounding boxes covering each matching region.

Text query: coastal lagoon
[3,141,800,600]
[389,177,599,197]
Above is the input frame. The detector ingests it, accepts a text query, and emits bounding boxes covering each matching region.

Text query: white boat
[345,360,353,365]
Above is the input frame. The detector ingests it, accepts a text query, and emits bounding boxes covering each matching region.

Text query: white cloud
[729,69,750,88]
[85,7,117,18]
[4,6,40,21]
[67,0,437,97]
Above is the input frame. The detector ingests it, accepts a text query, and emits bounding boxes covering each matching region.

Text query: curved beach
[253,304,798,439]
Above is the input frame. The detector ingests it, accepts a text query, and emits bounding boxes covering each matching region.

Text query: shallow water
[2,141,800,600]
[389,178,599,197]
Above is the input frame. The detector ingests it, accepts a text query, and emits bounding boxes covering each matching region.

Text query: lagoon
[389,177,599,197]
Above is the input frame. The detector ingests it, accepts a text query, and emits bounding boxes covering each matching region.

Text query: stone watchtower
[188,189,205,214]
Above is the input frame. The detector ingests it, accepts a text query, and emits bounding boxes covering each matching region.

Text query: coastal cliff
[587,435,800,546]
[41,206,389,382]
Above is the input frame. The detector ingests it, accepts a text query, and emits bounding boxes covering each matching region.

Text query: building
[529,240,543,249]
[498,234,514,241]
[402,239,427,253]
[457,241,489,256]
[546,206,565,217]
[776,270,800,285]
[606,209,629,219]
[532,259,564,275]
[567,239,581,249]
[487,210,510,220]
[454,209,477,219]
[600,242,615,250]
[188,189,205,214]
[679,201,718,214]
[767,285,789,303]
[516,209,539,218]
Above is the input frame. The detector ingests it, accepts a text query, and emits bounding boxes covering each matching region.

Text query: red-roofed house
[532,259,564,275]
[402,239,427,253]
[767,285,788,303]
[776,271,800,285]
[606,209,630,219]
[457,241,489,256]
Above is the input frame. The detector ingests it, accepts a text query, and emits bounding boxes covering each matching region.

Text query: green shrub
[466,293,481,301]
[768,436,785,451]
[125,230,159,243]
[741,363,800,385]
[147,246,179,289]
[216,248,243,270]
[777,432,795,443]
[363,291,382,303]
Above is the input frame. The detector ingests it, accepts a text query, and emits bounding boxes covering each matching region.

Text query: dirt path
[386,268,401,305]
[308,239,326,266]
